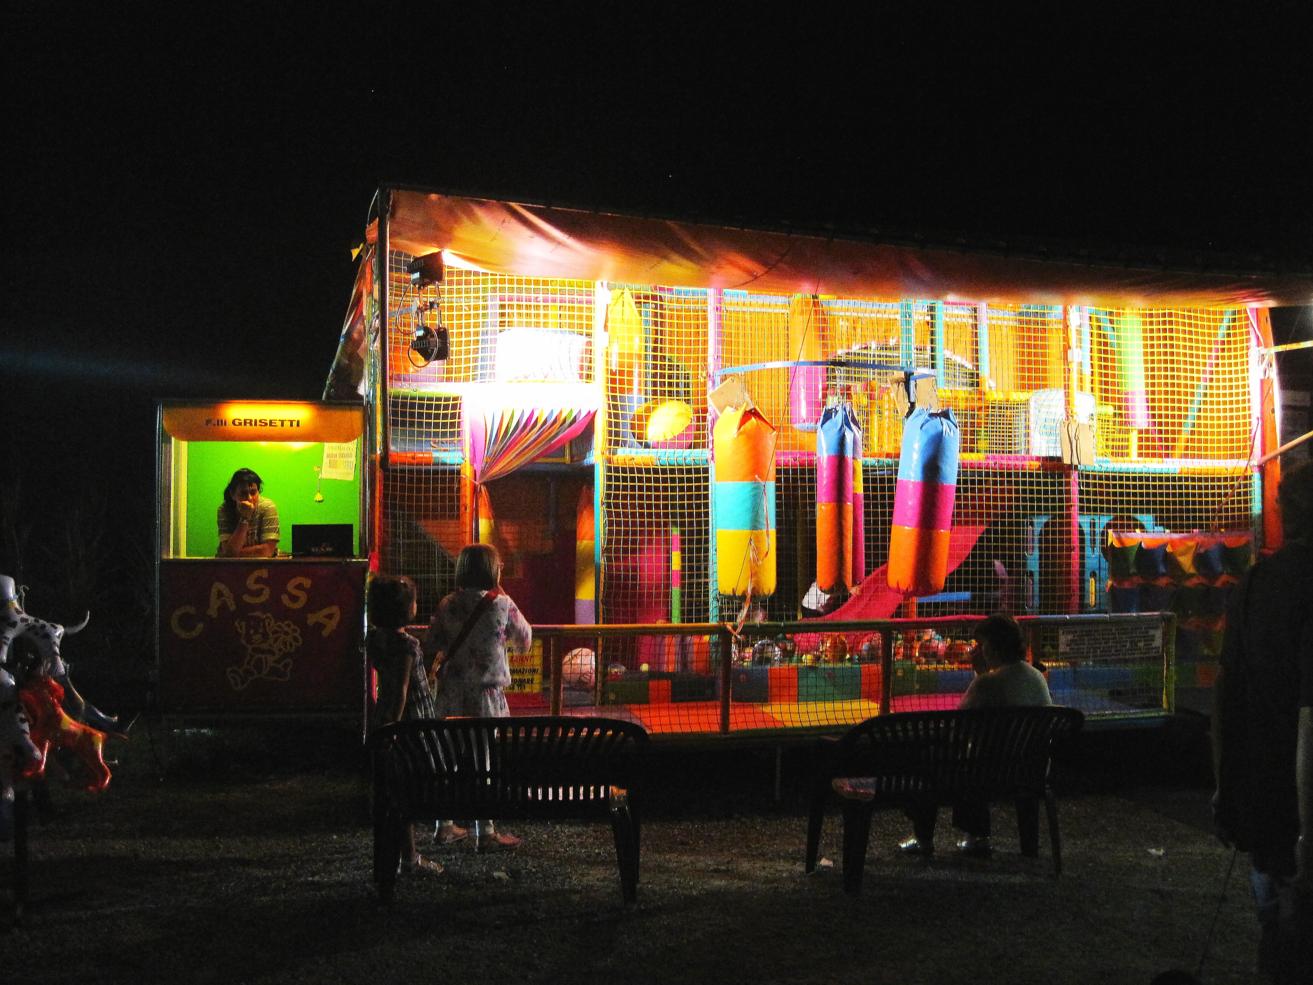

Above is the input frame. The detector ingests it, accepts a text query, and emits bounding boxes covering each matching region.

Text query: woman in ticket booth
[216,468,280,559]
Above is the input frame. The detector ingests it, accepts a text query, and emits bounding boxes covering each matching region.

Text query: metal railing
[522,612,1176,738]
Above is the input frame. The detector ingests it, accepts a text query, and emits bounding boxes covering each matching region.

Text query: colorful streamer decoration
[461,383,596,484]
[714,406,778,597]
[888,407,960,596]
[816,401,865,593]
[575,487,595,624]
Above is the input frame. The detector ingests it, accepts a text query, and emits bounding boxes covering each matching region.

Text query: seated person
[898,612,1053,857]
[216,468,280,559]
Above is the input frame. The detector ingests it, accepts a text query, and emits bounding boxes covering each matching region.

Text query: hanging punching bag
[888,407,960,596]
[816,401,866,592]
[714,406,777,597]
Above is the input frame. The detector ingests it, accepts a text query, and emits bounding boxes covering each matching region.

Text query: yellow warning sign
[508,640,543,694]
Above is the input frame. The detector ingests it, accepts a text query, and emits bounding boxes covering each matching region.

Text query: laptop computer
[291,523,355,558]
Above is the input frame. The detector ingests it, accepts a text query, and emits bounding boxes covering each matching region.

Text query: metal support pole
[719,625,732,734]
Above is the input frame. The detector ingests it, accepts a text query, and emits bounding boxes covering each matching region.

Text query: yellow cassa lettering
[170,605,204,639]
[281,576,311,610]
[306,605,341,637]
[243,568,270,604]
[207,582,236,618]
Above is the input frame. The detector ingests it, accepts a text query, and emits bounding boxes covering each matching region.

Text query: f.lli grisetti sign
[160,403,364,443]
[204,415,304,429]
[158,561,366,711]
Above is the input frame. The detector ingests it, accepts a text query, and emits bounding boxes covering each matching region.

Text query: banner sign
[161,402,364,443]
[159,560,366,712]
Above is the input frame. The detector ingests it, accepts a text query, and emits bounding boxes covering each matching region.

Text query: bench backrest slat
[370,716,649,819]
[833,707,1083,798]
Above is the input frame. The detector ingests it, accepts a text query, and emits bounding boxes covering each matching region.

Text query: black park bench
[804,706,1085,893]
[368,716,649,903]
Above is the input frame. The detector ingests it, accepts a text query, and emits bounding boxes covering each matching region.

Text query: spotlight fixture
[407,251,444,287]
[408,301,449,366]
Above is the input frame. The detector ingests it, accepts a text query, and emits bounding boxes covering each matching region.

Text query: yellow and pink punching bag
[714,406,777,597]
[574,487,595,624]
[816,402,865,592]
[888,407,960,596]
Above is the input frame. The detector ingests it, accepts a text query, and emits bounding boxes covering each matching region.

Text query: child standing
[367,574,454,875]
[424,543,533,851]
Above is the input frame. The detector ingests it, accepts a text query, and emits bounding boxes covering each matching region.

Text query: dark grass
[1,714,1256,985]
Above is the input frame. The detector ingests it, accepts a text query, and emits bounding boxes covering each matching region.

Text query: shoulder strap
[443,589,500,663]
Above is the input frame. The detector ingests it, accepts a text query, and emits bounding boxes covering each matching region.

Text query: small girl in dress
[424,543,533,851]
[367,574,450,875]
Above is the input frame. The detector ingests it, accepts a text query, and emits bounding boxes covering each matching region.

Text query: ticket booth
[155,400,368,714]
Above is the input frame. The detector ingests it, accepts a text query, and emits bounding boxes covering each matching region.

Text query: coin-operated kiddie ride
[2,574,128,849]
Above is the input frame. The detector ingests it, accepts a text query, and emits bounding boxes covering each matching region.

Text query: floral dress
[424,589,532,718]
[367,628,437,731]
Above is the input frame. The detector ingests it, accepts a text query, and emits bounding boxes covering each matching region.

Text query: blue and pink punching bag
[816,402,865,593]
[888,407,960,596]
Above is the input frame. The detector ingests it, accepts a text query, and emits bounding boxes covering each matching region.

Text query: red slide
[822,524,988,622]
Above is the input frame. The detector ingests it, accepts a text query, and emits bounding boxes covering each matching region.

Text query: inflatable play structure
[322,187,1309,736]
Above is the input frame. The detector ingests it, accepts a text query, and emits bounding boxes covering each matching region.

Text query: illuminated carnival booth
[321,186,1308,736]
[154,401,368,713]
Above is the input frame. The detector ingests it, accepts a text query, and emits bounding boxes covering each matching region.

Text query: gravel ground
[0,718,1264,985]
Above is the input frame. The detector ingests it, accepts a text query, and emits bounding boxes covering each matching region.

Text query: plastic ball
[774,635,797,663]
[801,653,816,666]
[857,633,883,664]
[919,637,946,664]
[562,647,596,689]
[818,636,848,663]
[751,639,781,665]
[945,639,974,665]
[639,662,650,673]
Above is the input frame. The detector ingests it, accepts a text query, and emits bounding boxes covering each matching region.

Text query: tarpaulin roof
[386,187,1313,309]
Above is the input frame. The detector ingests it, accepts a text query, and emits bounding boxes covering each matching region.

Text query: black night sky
[4,4,1312,575]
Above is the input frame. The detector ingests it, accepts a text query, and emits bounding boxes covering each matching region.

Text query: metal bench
[804,706,1085,893]
[369,716,648,903]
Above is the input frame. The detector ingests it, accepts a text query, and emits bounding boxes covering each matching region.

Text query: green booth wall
[184,441,361,557]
